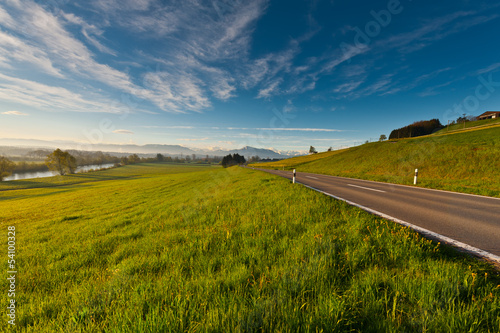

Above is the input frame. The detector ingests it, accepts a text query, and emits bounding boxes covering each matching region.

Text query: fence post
[293,169,296,184]
[414,168,418,185]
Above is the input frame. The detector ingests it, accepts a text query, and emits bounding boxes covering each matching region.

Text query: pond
[4,164,116,181]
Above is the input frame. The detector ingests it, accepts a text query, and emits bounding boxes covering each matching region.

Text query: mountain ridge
[0,138,304,159]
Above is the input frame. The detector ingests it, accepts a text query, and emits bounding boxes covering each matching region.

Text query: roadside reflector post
[414,168,418,185]
[293,169,296,184]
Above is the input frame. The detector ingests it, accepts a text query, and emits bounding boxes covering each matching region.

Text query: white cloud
[0,30,64,77]
[224,127,344,132]
[177,138,209,141]
[142,71,211,113]
[61,12,117,56]
[474,62,500,75]
[333,80,365,94]
[113,129,134,134]
[257,79,283,99]
[0,73,133,114]
[141,125,195,129]
[376,11,499,54]
[2,110,28,115]
[0,5,15,28]
[257,128,344,132]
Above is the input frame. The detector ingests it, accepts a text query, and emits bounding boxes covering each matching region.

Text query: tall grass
[252,127,500,197]
[1,164,499,331]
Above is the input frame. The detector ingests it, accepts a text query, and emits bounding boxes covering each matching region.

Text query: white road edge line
[347,183,386,193]
[298,182,500,266]
[306,176,319,180]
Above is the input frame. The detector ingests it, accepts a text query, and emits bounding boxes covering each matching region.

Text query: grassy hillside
[433,117,500,135]
[258,148,349,170]
[252,126,500,197]
[1,164,499,331]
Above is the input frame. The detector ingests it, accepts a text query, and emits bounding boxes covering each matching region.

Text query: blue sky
[1,0,500,153]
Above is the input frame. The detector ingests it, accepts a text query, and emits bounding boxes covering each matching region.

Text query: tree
[45,149,78,175]
[221,153,246,168]
[128,154,141,164]
[327,147,333,152]
[379,134,387,141]
[156,153,164,162]
[309,146,317,154]
[66,154,77,174]
[0,156,15,181]
[248,155,261,163]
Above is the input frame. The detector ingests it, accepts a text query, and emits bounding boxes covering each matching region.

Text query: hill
[251,125,500,197]
[432,116,500,135]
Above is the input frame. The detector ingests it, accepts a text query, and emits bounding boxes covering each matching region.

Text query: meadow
[1,163,499,332]
[433,117,500,135]
[252,126,500,197]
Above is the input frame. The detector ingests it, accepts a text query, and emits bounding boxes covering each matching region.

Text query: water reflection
[4,164,115,181]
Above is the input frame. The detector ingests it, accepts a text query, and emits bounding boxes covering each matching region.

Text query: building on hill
[477,111,500,120]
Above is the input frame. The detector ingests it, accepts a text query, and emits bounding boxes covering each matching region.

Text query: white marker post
[293,169,296,184]
[414,168,418,185]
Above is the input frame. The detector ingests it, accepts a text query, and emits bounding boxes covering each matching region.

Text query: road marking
[347,184,386,193]
[306,176,319,180]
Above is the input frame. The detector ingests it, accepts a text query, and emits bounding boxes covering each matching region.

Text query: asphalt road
[252,168,500,260]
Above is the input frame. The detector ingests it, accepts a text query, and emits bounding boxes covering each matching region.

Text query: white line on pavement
[347,184,386,193]
[306,176,319,180]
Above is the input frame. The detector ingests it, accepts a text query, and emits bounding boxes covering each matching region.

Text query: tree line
[389,119,444,140]
[0,149,262,180]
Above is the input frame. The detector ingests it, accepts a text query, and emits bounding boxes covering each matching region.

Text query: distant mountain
[228,146,286,159]
[0,138,303,159]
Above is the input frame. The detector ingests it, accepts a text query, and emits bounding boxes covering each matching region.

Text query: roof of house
[478,111,500,117]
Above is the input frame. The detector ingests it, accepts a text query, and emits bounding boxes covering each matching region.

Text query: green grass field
[252,126,500,197]
[433,117,500,135]
[1,163,499,332]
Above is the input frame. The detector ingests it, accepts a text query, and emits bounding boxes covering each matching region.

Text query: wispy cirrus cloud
[225,127,345,132]
[473,62,500,75]
[0,30,64,77]
[0,0,256,114]
[0,73,133,114]
[113,129,134,134]
[177,137,209,141]
[60,12,117,56]
[376,10,499,54]
[327,8,500,101]
[2,110,28,116]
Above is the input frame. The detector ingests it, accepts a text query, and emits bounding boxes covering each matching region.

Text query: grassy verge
[1,164,499,332]
[252,126,500,197]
